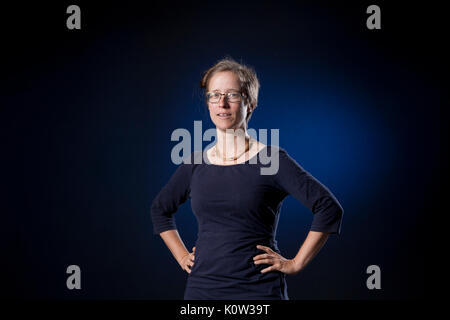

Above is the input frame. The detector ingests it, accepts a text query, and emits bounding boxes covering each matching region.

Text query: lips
[217,113,231,118]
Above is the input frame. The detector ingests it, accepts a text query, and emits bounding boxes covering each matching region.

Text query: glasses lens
[207,92,220,102]
[227,92,241,102]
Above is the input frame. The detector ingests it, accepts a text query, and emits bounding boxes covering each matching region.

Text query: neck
[215,126,250,159]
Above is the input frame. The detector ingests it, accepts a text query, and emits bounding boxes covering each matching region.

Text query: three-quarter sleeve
[273,147,344,235]
[150,159,193,235]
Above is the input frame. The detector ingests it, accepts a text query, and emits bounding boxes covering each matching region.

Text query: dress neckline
[204,145,269,167]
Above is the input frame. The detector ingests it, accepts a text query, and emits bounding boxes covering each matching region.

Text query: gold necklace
[215,139,251,161]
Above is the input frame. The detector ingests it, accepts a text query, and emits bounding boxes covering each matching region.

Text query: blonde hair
[200,57,260,124]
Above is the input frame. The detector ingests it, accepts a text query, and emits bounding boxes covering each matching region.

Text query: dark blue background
[2,1,444,299]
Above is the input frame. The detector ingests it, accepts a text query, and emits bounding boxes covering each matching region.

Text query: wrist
[178,252,189,266]
[292,257,304,273]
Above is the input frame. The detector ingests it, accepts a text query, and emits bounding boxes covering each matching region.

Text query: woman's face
[207,71,250,131]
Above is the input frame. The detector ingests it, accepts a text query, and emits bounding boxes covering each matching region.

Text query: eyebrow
[210,89,240,92]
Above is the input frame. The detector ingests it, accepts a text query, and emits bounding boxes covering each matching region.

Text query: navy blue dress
[151,145,343,300]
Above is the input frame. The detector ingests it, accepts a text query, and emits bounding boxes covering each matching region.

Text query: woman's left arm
[254,231,329,275]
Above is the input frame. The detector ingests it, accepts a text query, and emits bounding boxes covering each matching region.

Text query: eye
[228,93,239,98]
[208,92,220,98]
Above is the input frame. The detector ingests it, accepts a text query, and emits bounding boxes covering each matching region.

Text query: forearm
[160,229,190,267]
[292,231,330,272]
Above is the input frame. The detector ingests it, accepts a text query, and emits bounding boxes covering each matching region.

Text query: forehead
[208,71,241,91]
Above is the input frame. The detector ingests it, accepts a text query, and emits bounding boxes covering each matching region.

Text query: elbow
[310,199,344,235]
[331,203,344,235]
[336,202,344,220]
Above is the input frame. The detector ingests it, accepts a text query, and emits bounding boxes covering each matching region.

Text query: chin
[213,119,234,130]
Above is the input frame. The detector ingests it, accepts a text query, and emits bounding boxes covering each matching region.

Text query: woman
[151,58,344,300]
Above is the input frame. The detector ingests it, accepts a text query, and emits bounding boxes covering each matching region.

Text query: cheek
[231,103,244,113]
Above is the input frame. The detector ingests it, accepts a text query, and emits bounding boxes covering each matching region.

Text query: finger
[261,265,276,273]
[254,258,273,265]
[256,245,273,253]
[253,254,270,261]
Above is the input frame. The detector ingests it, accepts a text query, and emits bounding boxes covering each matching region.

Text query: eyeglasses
[206,91,244,103]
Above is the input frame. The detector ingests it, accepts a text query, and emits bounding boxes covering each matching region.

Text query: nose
[217,94,229,108]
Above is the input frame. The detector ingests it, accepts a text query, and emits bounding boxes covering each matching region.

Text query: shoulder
[264,145,304,172]
[262,144,288,158]
[177,151,204,179]
[165,151,203,184]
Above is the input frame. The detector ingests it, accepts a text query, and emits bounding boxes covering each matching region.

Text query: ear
[245,104,254,122]
[247,103,254,114]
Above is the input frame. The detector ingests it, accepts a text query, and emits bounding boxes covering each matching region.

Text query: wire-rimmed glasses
[206,91,244,103]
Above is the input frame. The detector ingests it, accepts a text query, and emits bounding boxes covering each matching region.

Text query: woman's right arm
[160,229,195,274]
[151,155,198,273]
